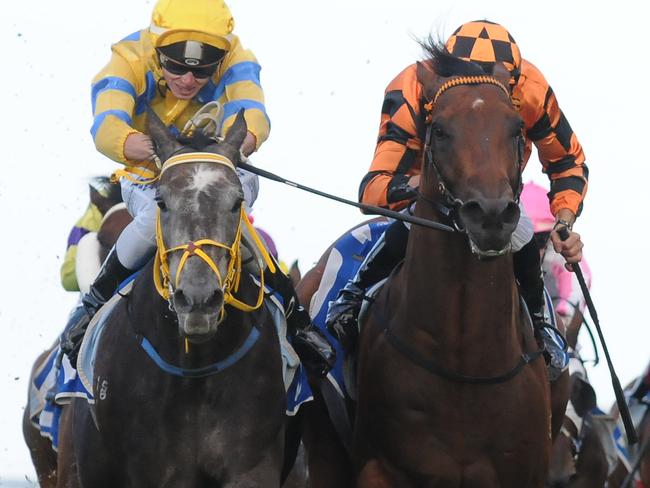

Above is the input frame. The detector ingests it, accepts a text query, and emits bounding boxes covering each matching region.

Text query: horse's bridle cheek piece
[152,152,277,318]
[421,75,524,257]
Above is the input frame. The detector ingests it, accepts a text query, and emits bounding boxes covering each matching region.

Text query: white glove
[236,167,259,213]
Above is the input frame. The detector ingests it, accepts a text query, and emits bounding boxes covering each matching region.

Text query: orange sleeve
[516,59,588,216]
[359,64,424,211]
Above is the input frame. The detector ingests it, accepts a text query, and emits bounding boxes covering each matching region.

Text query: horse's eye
[156,197,167,211]
[232,198,243,213]
[432,124,447,139]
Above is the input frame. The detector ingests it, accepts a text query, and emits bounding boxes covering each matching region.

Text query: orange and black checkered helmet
[445,20,522,79]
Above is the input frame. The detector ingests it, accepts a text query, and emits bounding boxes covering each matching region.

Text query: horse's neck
[394,219,521,360]
[131,261,255,367]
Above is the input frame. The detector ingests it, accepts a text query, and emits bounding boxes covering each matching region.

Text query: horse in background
[546,352,619,487]
[55,110,287,487]
[22,203,131,488]
[75,203,133,293]
[608,380,650,488]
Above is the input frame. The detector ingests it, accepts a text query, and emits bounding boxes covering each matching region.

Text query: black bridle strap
[382,325,543,385]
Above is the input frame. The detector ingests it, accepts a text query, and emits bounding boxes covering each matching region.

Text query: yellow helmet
[150,0,234,52]
[445,20,521,78]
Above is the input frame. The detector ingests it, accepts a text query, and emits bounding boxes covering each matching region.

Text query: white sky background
[1,0,648,481]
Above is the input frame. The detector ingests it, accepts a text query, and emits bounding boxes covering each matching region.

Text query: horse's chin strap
[152,152,277,319]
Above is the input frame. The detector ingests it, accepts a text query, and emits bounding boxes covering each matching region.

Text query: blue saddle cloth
[309,220,391,398]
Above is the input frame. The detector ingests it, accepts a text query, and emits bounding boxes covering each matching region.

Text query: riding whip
[558,227,638,445]
[238,162,454,233]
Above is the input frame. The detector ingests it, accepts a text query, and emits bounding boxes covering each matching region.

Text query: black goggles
[159,54,220,80]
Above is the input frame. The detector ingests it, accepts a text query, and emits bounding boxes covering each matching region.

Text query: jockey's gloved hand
[325,283,365,354]
[60,292,103,368]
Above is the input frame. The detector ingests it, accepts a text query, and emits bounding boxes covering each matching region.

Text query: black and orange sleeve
[358,64,424,211]
[516,59,588,216]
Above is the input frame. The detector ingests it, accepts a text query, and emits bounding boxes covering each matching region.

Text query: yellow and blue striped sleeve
[90,41,143,163]
[214,41,270,149]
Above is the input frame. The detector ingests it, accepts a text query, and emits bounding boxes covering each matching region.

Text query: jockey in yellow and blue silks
[60,0,335,376]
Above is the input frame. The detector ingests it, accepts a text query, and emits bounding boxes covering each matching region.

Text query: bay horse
[53,110,286,487]
[22,203,131,488]
[351,44,550,486]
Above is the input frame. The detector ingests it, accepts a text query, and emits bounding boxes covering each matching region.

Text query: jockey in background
[60,0,333,375]
[521,182,592,327]
[327,20,588,378]
[253,225,289,274]
[61,176,122,292]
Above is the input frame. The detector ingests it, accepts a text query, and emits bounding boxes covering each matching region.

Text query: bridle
[152,152,276,321]
[420,74,526,256]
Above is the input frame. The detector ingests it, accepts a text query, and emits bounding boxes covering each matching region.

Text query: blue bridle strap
[138,325,261,378]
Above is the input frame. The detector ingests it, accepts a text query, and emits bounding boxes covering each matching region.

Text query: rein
[421,75,525,256]
[380,312,543,385]
[152,152,276,318]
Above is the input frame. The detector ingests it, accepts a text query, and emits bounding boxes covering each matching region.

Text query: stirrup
[288,306,336,376]
[534,321,568,381]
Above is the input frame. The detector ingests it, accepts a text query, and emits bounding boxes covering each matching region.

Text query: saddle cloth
[29,278,311,450]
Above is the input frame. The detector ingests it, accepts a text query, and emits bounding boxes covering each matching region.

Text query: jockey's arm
[359,65,422,211]
[517,60,588,269]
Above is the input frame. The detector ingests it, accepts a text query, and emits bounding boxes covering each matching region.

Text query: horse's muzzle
[172,287,225,342]
[458,197,520,255]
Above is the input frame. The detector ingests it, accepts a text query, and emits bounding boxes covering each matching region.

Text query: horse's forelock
[420,36,489,78]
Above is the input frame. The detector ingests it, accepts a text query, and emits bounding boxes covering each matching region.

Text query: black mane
[419,36,490,77]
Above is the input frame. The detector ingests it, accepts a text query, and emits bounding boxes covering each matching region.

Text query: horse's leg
[23,401,57,487]
[23,348,58,488]
[301,395,354,488]
[72,400,115,488]
[281,442,309,488]
[550,313,570,442]
[281,412,307,487]
[56,405,80,488]
[222,433,285,488]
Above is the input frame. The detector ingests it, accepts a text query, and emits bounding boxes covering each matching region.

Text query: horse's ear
[146,108,181,161]
[224,109,248,156]
[416,61,443,102]
[492,63,512,91]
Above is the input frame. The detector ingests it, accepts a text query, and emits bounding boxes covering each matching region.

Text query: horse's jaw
[177,311,221,344]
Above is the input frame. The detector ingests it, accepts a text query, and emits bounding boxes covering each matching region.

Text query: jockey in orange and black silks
[327,21,587,380]
[360,20,587,215]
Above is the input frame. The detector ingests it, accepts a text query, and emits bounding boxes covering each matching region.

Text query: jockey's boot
[265,267,336,377]
[326,220,409,354]
[630,361,650,401]
[514,238,568,380]
[60,247,132,368]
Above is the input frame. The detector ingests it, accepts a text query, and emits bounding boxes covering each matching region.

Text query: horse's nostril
[502,201,520,224]
[172,289,189,311]
[204,289,224,310]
